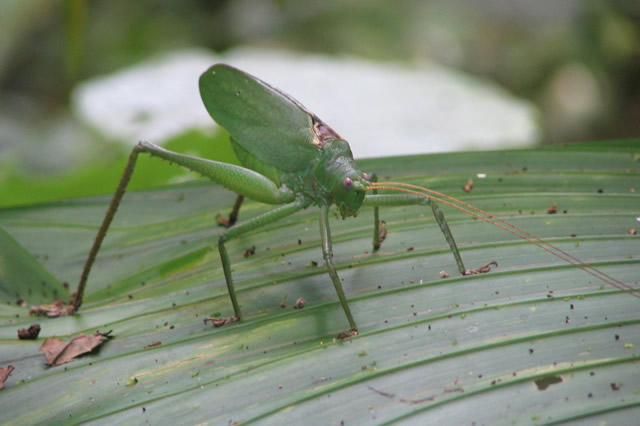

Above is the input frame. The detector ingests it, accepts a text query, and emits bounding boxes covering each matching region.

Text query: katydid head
[315,140,369,218]
[332,172,368,218]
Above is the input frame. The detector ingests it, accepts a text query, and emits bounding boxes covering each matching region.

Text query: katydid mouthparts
[68,64,637,338]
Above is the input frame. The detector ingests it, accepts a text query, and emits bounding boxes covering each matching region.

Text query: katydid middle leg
[213,200,307,325]
[319,205,358,333]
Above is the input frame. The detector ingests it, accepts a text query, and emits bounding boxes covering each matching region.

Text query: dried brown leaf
[0,366,15,390]
[39,330,113,366]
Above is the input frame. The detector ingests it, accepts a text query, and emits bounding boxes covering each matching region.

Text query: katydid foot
[337,329,358,340]
[216,194,244,228]
[463,260,498,276]
[204,315,239,327]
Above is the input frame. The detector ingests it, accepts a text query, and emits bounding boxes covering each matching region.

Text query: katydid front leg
[364,194,473,276]
[73,141,295,311]
[370,173,386,251]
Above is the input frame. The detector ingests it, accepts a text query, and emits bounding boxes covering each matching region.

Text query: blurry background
[1,0,639,206]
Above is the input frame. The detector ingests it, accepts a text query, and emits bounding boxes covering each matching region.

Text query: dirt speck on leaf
[294,298,307,309]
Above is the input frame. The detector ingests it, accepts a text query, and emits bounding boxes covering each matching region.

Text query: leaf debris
[18,324,41,340]
[39,330,113,366]
[0,366,15,390]
[204,316,239,327]
[243,246,256,258]
[30,299,75,317]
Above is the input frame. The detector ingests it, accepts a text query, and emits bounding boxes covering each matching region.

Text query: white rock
[72,48,539,157]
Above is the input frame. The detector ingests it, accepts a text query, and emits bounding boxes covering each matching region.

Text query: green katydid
[70,64,638,337]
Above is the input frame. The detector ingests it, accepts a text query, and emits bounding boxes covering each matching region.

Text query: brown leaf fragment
[378,221,387,244]
[39,330,113,366]
[464,261,498,275]
[215,213,231,227]
[30,299,75,317]
[243,246,256,258]
[293,298,307,310]
[204,316,238,327]
[547,202,557,214]
[367,385,395,399]
[463,178,474,192]
[18,324,41,340]
[0,366,15,390]
[144,341,162,348]
[373,221,387,249]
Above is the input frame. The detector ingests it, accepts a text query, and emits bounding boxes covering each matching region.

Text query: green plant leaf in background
[0,141,638,424]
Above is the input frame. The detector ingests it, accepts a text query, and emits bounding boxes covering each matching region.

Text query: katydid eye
[342,177,353,190]
[362,173,372,182]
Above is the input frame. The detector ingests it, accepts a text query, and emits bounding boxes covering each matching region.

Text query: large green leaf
[0,141,638,424]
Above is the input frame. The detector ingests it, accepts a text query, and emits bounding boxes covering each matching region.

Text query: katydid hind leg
[208,200,307,326]
[73,144,144,311]
[74,140,294,314]
[319,205,358,335]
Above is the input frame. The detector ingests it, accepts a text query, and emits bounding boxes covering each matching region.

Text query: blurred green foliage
[0,129,238,207]
[1,0,639,207]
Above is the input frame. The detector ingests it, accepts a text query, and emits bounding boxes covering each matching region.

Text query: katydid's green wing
[199,64,340,172]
